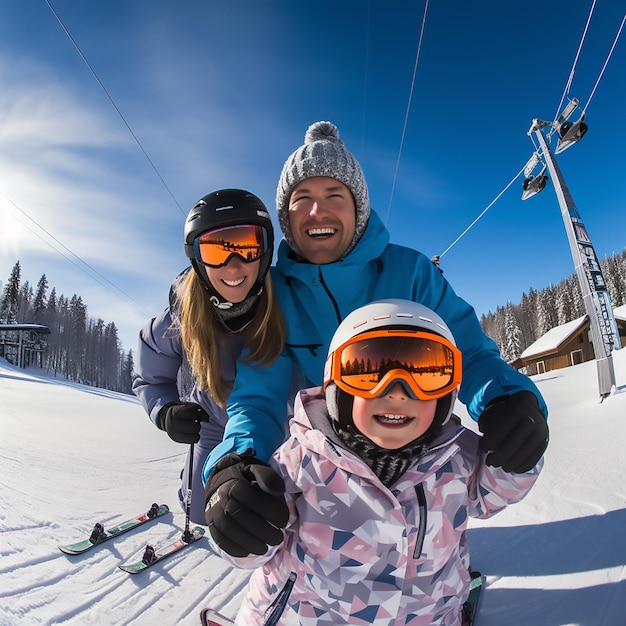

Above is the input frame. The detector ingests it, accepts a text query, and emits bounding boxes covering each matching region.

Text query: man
[203,121,549,558]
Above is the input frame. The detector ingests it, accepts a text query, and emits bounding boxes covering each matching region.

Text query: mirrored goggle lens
[195,224,266,267]
[331,332,461,399]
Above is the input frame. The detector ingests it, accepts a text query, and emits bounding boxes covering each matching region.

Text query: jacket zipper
[317,267,341,325]
[413,483,427,558]
[284,267,341,357]
[263,571,297,626]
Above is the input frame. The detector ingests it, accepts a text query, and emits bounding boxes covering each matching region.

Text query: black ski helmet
[325,299,461,443]
[183,189,274,307]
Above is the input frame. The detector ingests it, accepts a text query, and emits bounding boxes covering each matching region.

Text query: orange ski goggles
[324,329,462,400]
[194,224,268,267]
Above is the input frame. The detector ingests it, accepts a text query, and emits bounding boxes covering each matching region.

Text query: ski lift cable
[581,14,626,114]
[359,1,372,159]
[44,0,185,216]
[434,4,621,261]
[552,0,597,125]
[1,191,154,319]
[529,132,542,155]
[437,166,525,260]
[384,0,429,226]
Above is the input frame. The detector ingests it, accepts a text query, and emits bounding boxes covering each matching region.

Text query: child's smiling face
[351,382,437,449]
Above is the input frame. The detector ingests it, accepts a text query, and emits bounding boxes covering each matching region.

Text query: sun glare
[0,208,29,256]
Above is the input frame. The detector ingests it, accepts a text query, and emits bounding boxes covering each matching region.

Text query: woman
[132,188,285,524]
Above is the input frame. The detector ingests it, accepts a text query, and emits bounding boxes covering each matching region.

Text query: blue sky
[1,1,625,352]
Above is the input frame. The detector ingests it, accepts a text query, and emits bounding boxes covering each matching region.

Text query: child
[132,189,285,524]
[212,299,544,625]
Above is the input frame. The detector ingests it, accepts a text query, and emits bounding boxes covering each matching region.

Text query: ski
[58,503,170,555]
[200,608,234,626]
[461,570,484,625]
[118,526,205,573]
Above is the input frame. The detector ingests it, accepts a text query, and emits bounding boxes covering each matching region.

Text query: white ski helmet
[324,299,461,440]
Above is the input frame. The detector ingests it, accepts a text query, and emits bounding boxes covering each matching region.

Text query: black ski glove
[478,390,549,473]
[204,453,288,558]
[157,402,209,444]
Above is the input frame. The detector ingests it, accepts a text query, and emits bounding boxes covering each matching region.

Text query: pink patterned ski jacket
[222,387,543,625]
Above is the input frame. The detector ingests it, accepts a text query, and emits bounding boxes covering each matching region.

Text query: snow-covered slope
[1,349,625,625]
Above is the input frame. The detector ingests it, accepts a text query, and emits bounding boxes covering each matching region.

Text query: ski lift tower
[523,98,620,399]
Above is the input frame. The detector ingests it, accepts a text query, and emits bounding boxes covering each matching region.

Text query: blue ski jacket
[202,209,547,483]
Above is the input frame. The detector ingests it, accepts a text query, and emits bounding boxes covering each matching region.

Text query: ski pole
[182,441,194,542]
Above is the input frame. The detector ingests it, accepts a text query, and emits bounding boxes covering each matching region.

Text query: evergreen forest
[1,249,625,394]
[0,261,133,393]
[479,248,626,362]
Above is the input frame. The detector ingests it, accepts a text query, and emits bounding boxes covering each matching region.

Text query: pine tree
[68,295,87,381]
[555,283,575,325]
[120,349,134,394]
[536,286,556,336]
[603,254,626,308]
[33,274,49,323]
[103,322,120,390]
[0,261,21,323]
[519,288,539,346]
[502,302,523,362]
[17,280,33,322]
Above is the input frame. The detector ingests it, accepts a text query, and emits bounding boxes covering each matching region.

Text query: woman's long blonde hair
[176,268,285,408]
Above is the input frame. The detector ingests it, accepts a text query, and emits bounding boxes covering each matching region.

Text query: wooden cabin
[510,304,626,375]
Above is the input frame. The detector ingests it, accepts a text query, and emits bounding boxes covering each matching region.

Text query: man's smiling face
[287,176,356,264]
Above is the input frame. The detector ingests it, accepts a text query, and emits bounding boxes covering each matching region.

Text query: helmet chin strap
[208,293,235,310]
[192,259,263,321]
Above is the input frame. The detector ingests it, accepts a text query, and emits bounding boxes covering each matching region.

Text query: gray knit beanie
[276,121,370,259]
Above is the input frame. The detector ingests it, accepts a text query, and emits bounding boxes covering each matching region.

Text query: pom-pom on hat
[276,121,370,259]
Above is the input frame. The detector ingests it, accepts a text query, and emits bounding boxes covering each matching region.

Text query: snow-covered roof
[519,304,626,360]
[520,315,587,359]
[0,323,50,331]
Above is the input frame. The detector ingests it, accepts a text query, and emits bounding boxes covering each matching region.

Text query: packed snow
[1,349,625,625]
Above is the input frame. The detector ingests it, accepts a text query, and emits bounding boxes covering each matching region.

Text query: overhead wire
[582,13,626,114]
[552,0,597,125]
[1,192,154,319]
[384,0,429,226]
[3,1,185,331]
[438,1,621,260]
[359,1,372,159]
[44,0,185,216]
[437,167,525,261]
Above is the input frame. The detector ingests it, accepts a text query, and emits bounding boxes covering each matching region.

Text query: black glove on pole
[478,390,549,473]
[158,402,209,444]
[204,453,289,558]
